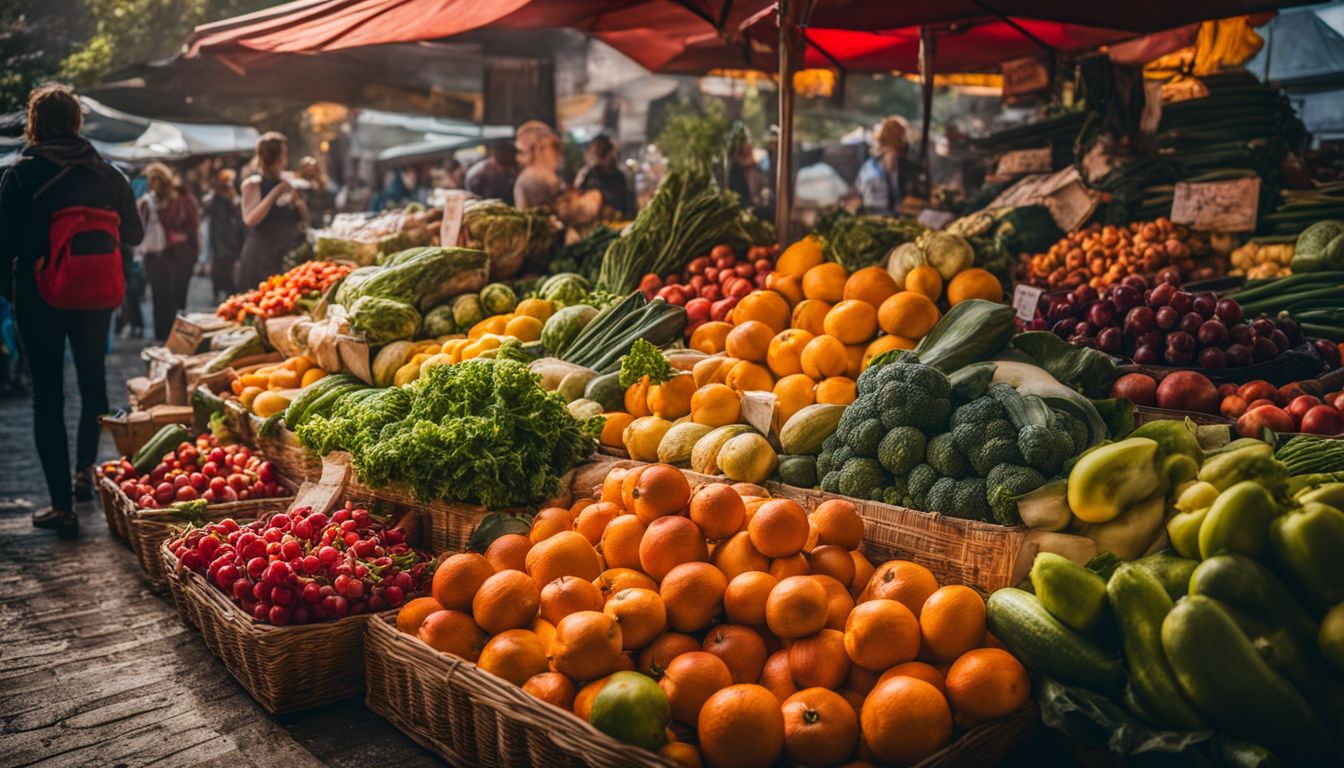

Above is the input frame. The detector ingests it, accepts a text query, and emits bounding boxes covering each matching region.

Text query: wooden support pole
[775,0,805,243]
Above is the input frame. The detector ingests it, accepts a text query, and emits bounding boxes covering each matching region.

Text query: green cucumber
[1133,553,1198,601]
[283,374,360,427]
[1162,596,1343,764]
[132,424,190,474]
[1108,564,1206,730]
[291,383,364,430]
[1030,553,1108,632]
[986,588,1123,694]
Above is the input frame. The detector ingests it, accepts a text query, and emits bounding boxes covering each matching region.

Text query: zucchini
[1108,564,1206,730]
[201,330,267,374]
[986,588,1124,694]
[1132,553,1197,601]
[283,374,361,428]
[291,382,364,430]
[1162,596,1343,764]
[132,424,190,474]
[1030,553,1108,632]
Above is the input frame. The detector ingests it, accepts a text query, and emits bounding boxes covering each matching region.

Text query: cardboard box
[100,405,196,458]
[165,313,237,355]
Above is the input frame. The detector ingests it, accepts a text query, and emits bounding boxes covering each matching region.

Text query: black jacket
[0,138,143,301]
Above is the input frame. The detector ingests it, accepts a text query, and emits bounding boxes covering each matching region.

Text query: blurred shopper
[728,131,771,219]
[574,134,631,218]
[514,120,563,210]
[466,140,519,203]
[0,85,143,535]
[297,156,336,226]
[204,168,244,303]
[238,132,307,289]
[140,162,199,341]
[856,116,925,216]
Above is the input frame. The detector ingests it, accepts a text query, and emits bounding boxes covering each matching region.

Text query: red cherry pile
[170,504,435,626]
[637,244,779,335]
[102,434,283,509]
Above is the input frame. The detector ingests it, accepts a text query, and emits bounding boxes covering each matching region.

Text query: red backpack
[33,168,126,311]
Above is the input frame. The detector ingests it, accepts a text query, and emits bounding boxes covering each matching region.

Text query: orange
[484,533,532,573]
[879,661,947,696]
[540,575,604,624]
[765,272,805,306]
[600,514,647,570]
[632,463,692,523]
[523,671,577,710]
[725,320,774,363]
[800,335,848,380]
[660,562,728,633]
[473,569,541,633]
[699,684,786,768]
[648,374,697,420]
[777,237,825,277]
[690,321,733,354]
[823,300,879,345]
[572,675,609,720]
[659,741,705,768]
[711,531,770,580]
[595,567,658,603]
[478,629,550,686]
[526,530,603,588]
[773,374,817,424]
[603,587,668,650]
[945,267,1003,305]
[691,383,741,427]
[550,610,624,682]
[860,677,952,765]
[811,499,863,550]
[844,344,865,379]
[601,466,628,506]
[417,609,486,661]
[812,574,856,632]
[620,464,648,511]
[724,360,774,394]
[724,571,779,626]
[904,264,942,302]
[530,506,577,544]
[703,624,768,685]
[769,554,811,580]
[767,329,815,378]
[867,560,939,618]
[531,616,557,651]
[573,500,622,545]
[759,649,798,704]
[766,575,828,639]
[735,290,791,333]
[625,375,653,417]
[638,632,702,679]
[396,596,443,635]
[814,376,856,405]
[844,598,920,672]
[850,552,875,599]
[690,483,747,541]
[920,585,987,662]
[640,516,710,582]
[749,499,810,559]
[877,292,941,340]
[843,266,900,308]
[846,664,880,696]
[802,262,847,303]
[782,688,861,768]
[862,335,915,369]
[660,651,734,725]
[431,553,495,611]
[599,412,634,448]
[808,545,856,586]
[791,299,832,337]
[693,356,739,389]
[504,314,543,342]
[788,628,850,689]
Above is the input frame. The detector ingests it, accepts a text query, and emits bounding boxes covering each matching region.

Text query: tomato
[711,244,734,261]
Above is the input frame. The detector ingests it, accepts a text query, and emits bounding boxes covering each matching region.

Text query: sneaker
[32,507,79,538]
[74,470,94,502]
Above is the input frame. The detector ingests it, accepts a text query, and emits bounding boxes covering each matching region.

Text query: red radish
[1156,370,1219,414]
[714,253,735,270]
[689,275,707,291]
[754,258,773,274]
[710,296,739,322]
[1220,395,1249,419]
[733,262,754,278]
[724,277,753,298]
[1300,405,1343,435]
[1237,405,1295,437]
[1287,395,1321,425]
[704,267,720,282]
[701,283,722,302]
[687,256,710,274]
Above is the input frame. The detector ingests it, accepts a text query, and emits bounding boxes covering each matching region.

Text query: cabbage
[923,232,975,281]
[1293,220,1344,272]
[348,296,421,344]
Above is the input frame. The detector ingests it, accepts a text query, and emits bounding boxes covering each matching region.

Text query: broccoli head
[1018,422,1072,477]
[925,477,958,514]
[950,395,1006,430]
[905,463,940,508]
[832,445,856,469]
[821,433,840,454]
[986,464,1047,525]
[820,469,842,494]
[816,447,835,478]
[952,477,990,521]
[844,418,886,457]
[876,380,924,430]
[880,475,909,507]
[970,435,1025,477]
[836,395,879,444]
[1055,410,1088,455]
[838,458,891,499]
[926,432,967,479]
[878,426,925,476]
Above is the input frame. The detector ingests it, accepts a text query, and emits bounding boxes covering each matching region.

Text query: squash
[479,283,518,315]
[623,416,672,462]
[252,390,291,418]
[691,424,754,475]
[657,422,714,465]
[716,433,777,483]
[452,294,485,329]
[583,371,625,412]
[647,374,695,420]
[558,368,598,403]
[373,341,416,387]
[624,376,653,417]
[776,455,818,488]
[541,304,598,355]
[567,398,604,422]
[778,403,845,456]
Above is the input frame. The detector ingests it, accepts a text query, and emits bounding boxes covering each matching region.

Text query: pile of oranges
[395,463,1030,768]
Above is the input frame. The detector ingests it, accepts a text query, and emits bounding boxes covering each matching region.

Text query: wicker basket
[246,414,325,482]
[161,541,391,715]
[344,476,488,555]
[97,475,133,544]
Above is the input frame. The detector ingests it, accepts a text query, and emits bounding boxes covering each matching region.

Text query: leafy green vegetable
[460,200,559,280]
[550,228,618,283]
[1010,332,1117,399]
[619,338,676,387]
[813,208,924,272]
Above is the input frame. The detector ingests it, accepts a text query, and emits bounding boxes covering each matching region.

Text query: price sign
[740,391,777,437]
[440,190,467,247]
[1170,177,1261,232]
[1012,283,1044,324]
[995,148,1052,177]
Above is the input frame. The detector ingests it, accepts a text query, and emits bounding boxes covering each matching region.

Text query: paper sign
[1043,179,1100,233]
[440,190,467,247]
[995,148,1052,177]
[916,209,956,230]
[1012,284,1044,323]
[1170,177,1261,232]
[1001,56,1050,98]
[290,455,352,518]
[740,391,777,437]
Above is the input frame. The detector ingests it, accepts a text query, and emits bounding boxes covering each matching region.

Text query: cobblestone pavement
[0,278,437,767]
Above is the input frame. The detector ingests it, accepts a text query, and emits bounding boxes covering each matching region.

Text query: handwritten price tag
[1170,177,1260,232]
[1012,284,1044,324]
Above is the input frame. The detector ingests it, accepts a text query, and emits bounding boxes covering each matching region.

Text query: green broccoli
[1055,410,1088,455]
[877,426,925,476]
[821,433,840,453]
[832,445,856,469]
[820,470,842,493]
[970,436,1025,477]
[838,458,891,499]
[986,464,1047,525]
[1018,422,1072,476]
[925,477,958,513]
[950,395,1006,430]
[952,477,990,520]
[880,475,909,507]
[906,463,940,508]
[926,432,967,479]
[953,418,1014,456]
[816,448,835,478]
[836,395,879,443]
[876,380,924,430]
[844,418,886,457]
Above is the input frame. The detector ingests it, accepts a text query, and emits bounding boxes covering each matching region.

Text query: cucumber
[1162,596,1343,764]
[1030,553,1108,632]
[291,383,364,430]
[1108,564,1206,730]
[986,588,1124,694]
[132,424,190,474]
[283,374,360,428]
[1133,553,1198,601]
[1188,555,1318,647]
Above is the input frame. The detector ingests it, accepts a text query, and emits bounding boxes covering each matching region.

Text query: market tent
[1246,7,1344,142]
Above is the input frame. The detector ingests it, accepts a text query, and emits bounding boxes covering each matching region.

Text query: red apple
[1216,383,1239,400]
[685,298,711,324]
[1156,370,1219,414]
[1286,395,1321,426]
[1220,395,1249,419]
[1247,398,1278,411]
[1110,373,1158,406]
[1300,405,1343,435]
[1237,405,1295,437]
[1236,380,1278,405]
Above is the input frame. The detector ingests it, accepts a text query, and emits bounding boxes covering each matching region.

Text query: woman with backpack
[139,162,199,340]
[0,85,143,536]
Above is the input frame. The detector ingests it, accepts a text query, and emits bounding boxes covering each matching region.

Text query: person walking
[238,132,307,290]
[574,134,631,218]
[855,116,926,217]
[139,163,199,340]
[204,168,244,303]
[465,140,519,203]
[0,85,143,536]
[513,121,563,210]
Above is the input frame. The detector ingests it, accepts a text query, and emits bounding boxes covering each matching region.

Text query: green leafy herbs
[619,338,676,387]
[813,208,924,272]
[296,360,600,508]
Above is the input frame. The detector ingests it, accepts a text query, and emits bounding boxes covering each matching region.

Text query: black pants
[14,293,111,512]
[145,250,192,340]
